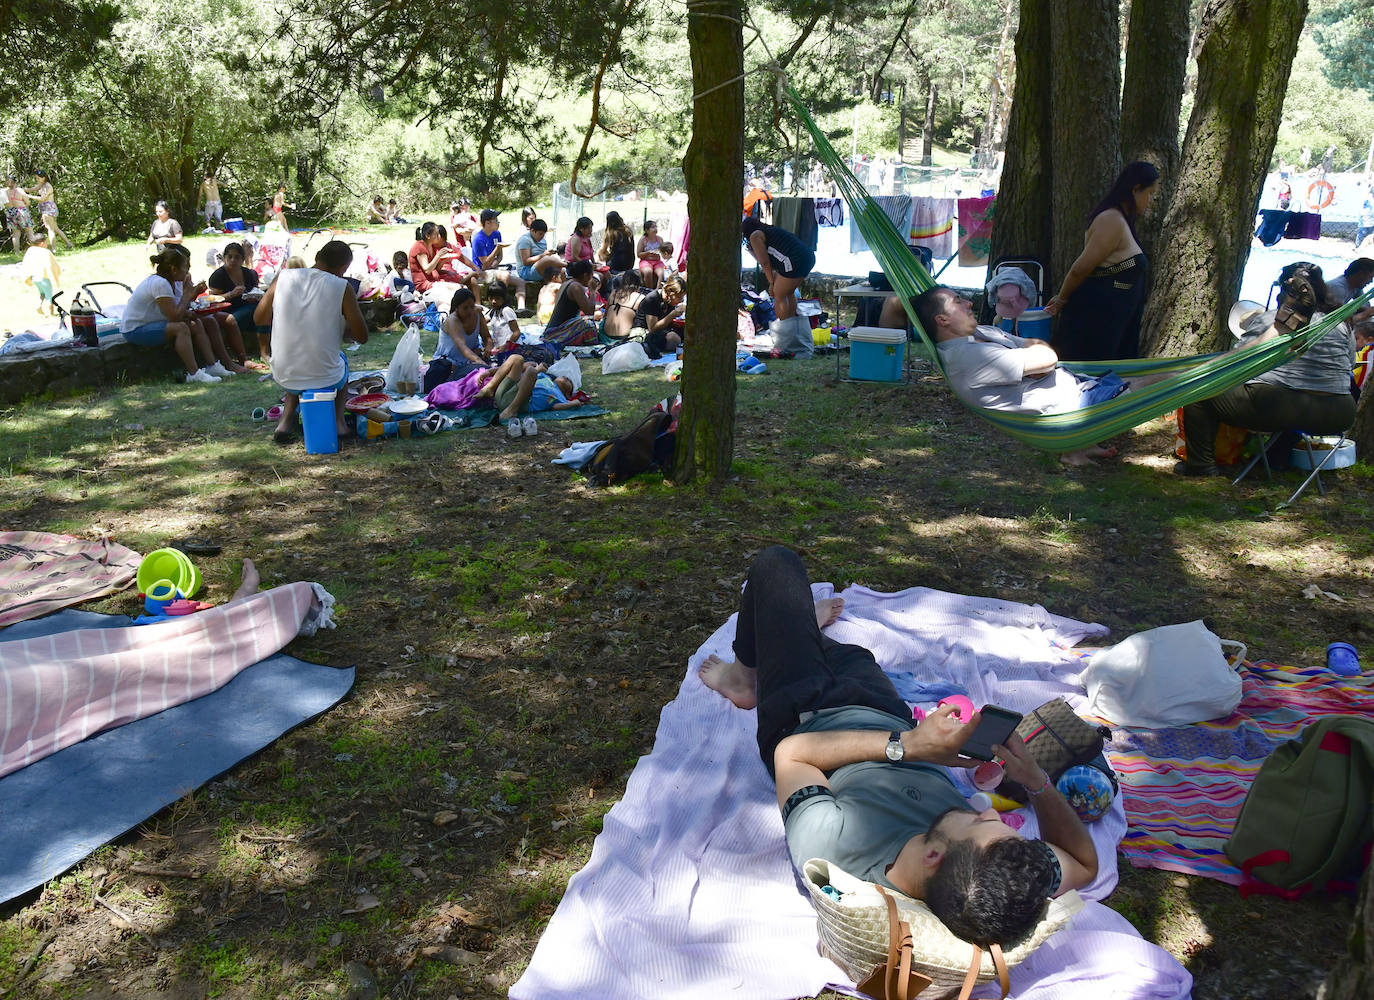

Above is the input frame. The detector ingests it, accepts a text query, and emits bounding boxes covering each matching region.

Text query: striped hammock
[788,87,1370,452]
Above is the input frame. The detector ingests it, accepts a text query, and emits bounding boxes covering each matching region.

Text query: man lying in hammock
[699,545,1098,949]
[914,285,1154,466]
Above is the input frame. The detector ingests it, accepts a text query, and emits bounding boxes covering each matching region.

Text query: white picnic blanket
[512,582,1193,1000]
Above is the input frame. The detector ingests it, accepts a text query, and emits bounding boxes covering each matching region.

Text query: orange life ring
[1307,180,1334,210]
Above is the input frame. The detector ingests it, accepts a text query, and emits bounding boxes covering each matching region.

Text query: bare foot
[229,558,260,603]
[699,654,758,709]
[816,596,844,629]
[1059,449,1098,467]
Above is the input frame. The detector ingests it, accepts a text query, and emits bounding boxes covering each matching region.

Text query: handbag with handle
[855,888,934,1000]
[996,697,1114,804]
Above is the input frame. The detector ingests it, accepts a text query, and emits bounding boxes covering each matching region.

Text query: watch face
[886,737,903,762]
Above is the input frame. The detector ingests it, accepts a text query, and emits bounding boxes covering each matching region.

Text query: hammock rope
[787,86,1370,452]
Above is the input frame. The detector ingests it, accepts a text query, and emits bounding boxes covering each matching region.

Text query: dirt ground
[1,346,1370,1000]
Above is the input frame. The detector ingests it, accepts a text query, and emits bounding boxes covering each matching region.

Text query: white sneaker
[521,416,538,437]
[506,418,522,438]
[187,369,221,384]
[205,362,234,378]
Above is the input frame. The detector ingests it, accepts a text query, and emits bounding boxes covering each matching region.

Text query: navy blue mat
[0,610,354,903]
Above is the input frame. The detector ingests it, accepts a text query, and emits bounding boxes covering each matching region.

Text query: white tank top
[270,268,348,391]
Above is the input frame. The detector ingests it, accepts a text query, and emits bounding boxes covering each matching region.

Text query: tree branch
[569,0,639,197]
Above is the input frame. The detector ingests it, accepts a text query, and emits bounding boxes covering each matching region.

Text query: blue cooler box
[848,326,906,381]
[300,390,339,454]
[996,308,1051,340]
[223,218,245,232]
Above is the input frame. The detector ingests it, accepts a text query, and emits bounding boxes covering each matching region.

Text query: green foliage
[0,0,120,104]
[1276,32,1374,171]
[1312,0,1374,98]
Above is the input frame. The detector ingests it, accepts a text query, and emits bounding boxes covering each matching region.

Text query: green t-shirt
[783,706,969,890]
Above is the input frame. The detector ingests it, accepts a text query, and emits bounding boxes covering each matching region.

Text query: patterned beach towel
[1108,660,1374,884]
[0,532,142,628]
[957,195,995,265]
[0,582,335,778]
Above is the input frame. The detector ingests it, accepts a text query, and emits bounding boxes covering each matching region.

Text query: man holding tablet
[698,545,1098,948]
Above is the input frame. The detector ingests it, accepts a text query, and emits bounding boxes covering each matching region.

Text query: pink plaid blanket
[0,582,335,778]
[0,532,142,628]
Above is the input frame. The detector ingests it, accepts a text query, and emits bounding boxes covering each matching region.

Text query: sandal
[266,405,283,421]
[169,538,222,557]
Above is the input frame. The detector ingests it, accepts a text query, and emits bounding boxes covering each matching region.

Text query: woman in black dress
[1045,161,1159,361]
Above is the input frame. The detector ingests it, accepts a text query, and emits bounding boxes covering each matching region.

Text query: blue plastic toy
[1057,765,1116,823]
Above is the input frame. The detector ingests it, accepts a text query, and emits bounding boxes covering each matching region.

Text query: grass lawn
[1,242,1371,998]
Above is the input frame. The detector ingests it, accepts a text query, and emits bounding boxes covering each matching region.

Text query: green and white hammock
[790,88,1370,452]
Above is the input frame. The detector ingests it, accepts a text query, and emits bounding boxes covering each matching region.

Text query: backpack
[580,409,674,487]
[1224,715,1374,898]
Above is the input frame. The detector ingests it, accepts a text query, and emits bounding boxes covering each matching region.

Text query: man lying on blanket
[699,546,1097,948]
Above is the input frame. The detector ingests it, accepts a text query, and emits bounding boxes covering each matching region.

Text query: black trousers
[739,547,911,776]
[1180,382,1354,468]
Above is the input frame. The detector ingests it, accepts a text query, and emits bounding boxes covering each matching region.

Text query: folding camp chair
[1232,430,1354,508]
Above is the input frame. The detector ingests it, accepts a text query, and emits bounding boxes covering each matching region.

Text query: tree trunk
[1120,0,1190,260]
[1140,0,1308,357]
[674,0,743,484]
[921,79,937,166]
[1047,0,1121,293]
[1351,380,1374,463]
[987,0,1052,278]
[1323,853,1373,999]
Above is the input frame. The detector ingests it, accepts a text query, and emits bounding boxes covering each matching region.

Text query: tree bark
[1351,378,1374,463]
[921,78,937,166]
[987,0,1052,278]
[1323,852,1373,999]
[1120,0,1190,260]
[1047,0,1121,293]
[1140,0,1308,357]
[979,0,1014,169]
[674,0,743,484]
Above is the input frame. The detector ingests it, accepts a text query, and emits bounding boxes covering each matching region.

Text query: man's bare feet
[1060,443,1118,467]
[816,596,844,628]
[699,654,758,709]
[699,599,844,709]
[229,558,260,603]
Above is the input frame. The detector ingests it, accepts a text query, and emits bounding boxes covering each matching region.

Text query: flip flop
[251,407,267,421]
[169,538,222,557]
[266,405,283,421]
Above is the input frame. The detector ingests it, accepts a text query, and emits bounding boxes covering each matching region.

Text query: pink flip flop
[266,405,283,421]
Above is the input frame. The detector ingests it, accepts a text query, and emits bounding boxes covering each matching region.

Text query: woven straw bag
[803,858,1083,999]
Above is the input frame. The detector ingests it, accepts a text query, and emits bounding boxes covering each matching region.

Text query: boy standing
[198,172,223,232]
[23,234,60,316]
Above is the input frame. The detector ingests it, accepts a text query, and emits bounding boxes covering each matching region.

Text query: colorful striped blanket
[0,582,335,779]
[1108,660,1374,883]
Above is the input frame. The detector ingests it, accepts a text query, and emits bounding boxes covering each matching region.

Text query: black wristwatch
[884,731,904,762]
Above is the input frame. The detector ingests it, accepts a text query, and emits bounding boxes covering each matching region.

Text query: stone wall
[0,337,185,406]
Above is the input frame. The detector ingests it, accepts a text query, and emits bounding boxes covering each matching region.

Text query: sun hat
[985,267,1038,309]
[1227,301,1271,339]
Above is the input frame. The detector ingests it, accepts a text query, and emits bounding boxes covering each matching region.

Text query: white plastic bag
[1083,620,1245,728]
[547,352,583,391]
[386,326,422,392]
[601,340,652,374]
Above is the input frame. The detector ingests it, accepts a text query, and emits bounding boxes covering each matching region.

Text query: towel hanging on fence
[772,197,818,251]
[909,196,956,258]
[850,195,911,253]
[958,195,996,265]
[813,198,844,227]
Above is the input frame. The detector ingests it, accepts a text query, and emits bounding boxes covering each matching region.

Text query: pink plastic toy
[939,695,975,723]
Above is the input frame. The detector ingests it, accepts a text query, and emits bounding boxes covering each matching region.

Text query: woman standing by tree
[146,200,184,247]
[29,170,73,251]
[1044,161,1159,361]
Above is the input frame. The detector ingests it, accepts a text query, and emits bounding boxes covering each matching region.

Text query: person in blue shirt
[472,209,527,309]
